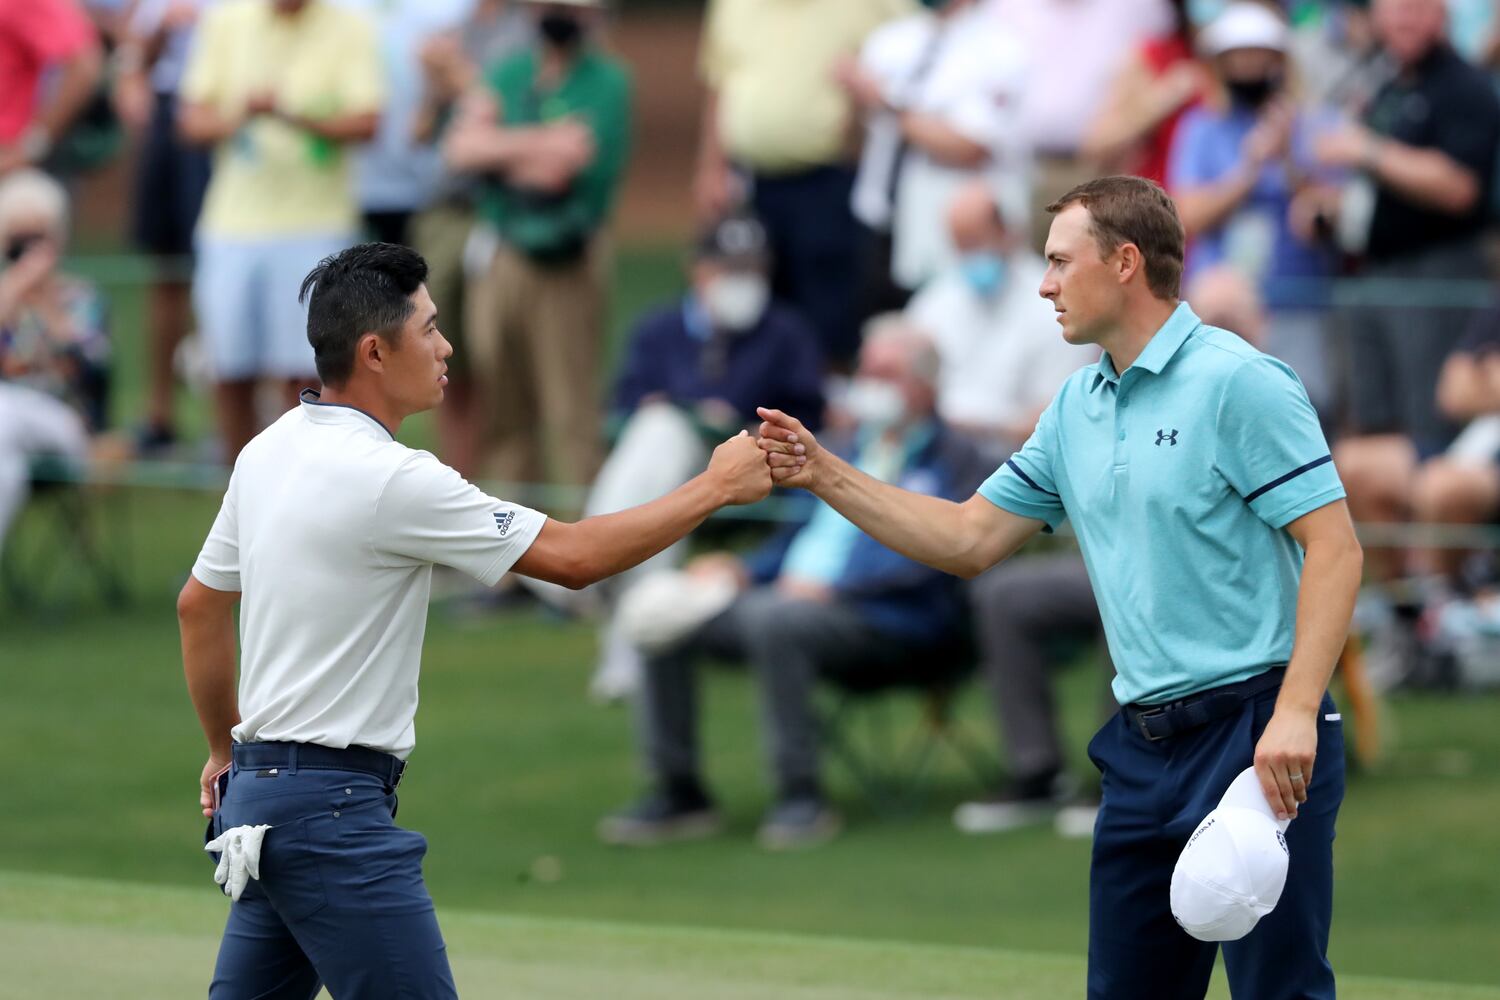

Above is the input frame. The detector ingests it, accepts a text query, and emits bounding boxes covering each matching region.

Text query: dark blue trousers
[1086,685,1345,1000]
[747,164,862,367]
[205,751,457,999]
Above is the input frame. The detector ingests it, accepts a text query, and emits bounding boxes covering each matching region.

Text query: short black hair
[299,243,429,386]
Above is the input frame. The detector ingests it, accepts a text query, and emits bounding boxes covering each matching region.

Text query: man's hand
[706,430,773,506]
[1242,99,1294,168]
[199,753,232,819]
[756,407,818,490]
[776,576,833,603]
[834,56,890,112]
[1253,707,1317,822]
[1313,123,1377,170]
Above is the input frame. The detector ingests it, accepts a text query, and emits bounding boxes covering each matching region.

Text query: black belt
[1122,668,1286,743]
[232,741,407,788]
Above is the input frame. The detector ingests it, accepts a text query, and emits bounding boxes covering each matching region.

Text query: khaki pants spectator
[466,240,607,490]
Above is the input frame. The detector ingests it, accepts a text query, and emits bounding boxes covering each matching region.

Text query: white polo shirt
[191,391,546,758]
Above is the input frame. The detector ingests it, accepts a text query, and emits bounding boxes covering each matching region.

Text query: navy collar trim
[299,388,394,440]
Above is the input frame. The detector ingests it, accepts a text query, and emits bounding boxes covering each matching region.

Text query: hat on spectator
[695,212,771,268]
[1199,2,1290,57]
[1170,766,1292,942]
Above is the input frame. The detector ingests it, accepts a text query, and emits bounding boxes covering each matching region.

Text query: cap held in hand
[1170,767,1291,942]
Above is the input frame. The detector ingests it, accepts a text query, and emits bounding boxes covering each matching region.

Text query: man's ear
[357,331,385,375]
[1116,242,1144,286]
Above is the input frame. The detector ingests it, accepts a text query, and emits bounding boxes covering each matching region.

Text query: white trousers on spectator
[529,403,710,699]
[0,383,89,557]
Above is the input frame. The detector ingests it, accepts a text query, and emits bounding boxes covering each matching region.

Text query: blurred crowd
[6,0,1500,846]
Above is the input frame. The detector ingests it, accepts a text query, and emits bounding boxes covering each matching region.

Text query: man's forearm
[36,48,104,142]
[811,454,985,577]
[279,109,379,144]
[178,102,242,146]
[899,113,988,168]
[562,473,728,587]
[180,610,240,757]
[1176,169,1257,239]
[1277,534,1363,716]
[1370,139,1481,215]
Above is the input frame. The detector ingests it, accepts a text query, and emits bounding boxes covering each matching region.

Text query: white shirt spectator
[850,4,1030,290]
[906,252,1097,434]
[191,392,545,758]
[996,0,1169,155]
[337,0,472,214]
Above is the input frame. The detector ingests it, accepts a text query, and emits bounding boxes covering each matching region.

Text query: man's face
[382,284,451,414]
[1373,0,1445,65]
[1039,204,1125,347]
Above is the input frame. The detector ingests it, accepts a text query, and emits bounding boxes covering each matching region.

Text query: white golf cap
[615,570,739,654]
[1170,767,1291,942]
[1200,2,1290,57]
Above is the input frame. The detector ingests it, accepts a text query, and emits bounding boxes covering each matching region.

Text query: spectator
[696,0,911,367]
[995,0,1172,251]
[1081,0,1209,185]
[1169,1,1343,412]
[905,181,1097,461]
[178,0,383,464]
[0,169,103,557]
[445,0,632,490]
[599,321,983,850]
[1314,0,1500,578]
[954,265,1272,837]
[1288,0,1385,114]
[542,212,827,702]
[113,0,212,453]
[409,0,533,478]
[1410,310,1500,587]
[339,0,471,246]
[843,0,1028,311]
[0,0,103,175]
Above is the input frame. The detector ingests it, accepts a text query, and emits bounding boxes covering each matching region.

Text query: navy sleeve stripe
[1245,454,1334,503]
[1006,459,1059,498]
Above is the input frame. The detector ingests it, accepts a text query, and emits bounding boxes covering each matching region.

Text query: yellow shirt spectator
[701,0,913,174]
[181,0,383,238]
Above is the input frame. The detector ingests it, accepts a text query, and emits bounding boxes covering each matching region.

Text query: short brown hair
[1046,176,1185,300]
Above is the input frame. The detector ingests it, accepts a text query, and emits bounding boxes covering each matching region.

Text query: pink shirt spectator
[0,0,96,144]
[996,0,1170,155]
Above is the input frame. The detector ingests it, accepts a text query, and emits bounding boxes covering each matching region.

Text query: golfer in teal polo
[754,176,1362,1000]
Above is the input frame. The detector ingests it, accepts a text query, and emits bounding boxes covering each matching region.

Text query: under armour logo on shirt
[1156,429,1179,447]
[493,510,516,537]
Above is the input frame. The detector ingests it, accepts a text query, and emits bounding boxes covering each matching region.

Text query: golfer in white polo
[178,242,772,998]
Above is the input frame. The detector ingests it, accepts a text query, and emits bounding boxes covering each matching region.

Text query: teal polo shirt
[978,303,1345,706]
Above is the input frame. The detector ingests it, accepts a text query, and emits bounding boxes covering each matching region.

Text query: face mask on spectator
[539,11,585,48]
[844,378,908,432]
[4,232,47,263]
[1225,75,1280,110]
[702,273,769,332]
[959,251,1007,299]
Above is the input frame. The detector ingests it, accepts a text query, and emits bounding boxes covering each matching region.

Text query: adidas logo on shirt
[493,510,516,537]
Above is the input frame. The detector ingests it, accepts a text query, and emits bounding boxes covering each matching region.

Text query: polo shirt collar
[1087,301,1199,393]
[299,388,394,440]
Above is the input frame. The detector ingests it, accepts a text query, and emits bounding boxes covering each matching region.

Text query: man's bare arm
[178,575,241,817]
[756,407,1044,578]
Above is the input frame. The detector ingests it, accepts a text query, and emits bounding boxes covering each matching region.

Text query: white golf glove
[204,824,272,901]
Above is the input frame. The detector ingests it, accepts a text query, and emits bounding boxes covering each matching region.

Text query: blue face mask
[959,252,1007,298]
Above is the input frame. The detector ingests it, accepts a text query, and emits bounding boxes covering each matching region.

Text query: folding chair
[817,635,999,814]
[0,454,130,611]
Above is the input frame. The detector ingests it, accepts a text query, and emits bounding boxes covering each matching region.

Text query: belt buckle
[1135,708,1169,742]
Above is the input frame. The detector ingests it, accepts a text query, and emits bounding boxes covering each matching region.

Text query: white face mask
[701,273,769,332]
[843,377,907,431]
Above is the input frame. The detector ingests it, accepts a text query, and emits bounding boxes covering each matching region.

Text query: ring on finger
[1288,772,1305,783]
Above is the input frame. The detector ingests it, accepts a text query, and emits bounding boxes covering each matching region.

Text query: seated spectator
[177,0,383,464]
[843,0,1028,312]
[0,169,104,556]
[905,181,1098,463]
[599,323,984,850]
[1169,1,1343,412]
[444,0,632,490]
[954,266,1271,837]
[1081,0,1209,185]
[554,212,826,702]
[1315,0,1500,581]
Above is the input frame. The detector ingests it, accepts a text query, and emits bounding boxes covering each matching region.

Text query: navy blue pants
[205,753,457,999]
[747,164,862,367]
[1086,685,1345,1000]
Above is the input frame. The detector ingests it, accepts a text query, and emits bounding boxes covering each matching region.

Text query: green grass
[5,246,1498,993]
[5,871,1499,1000]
